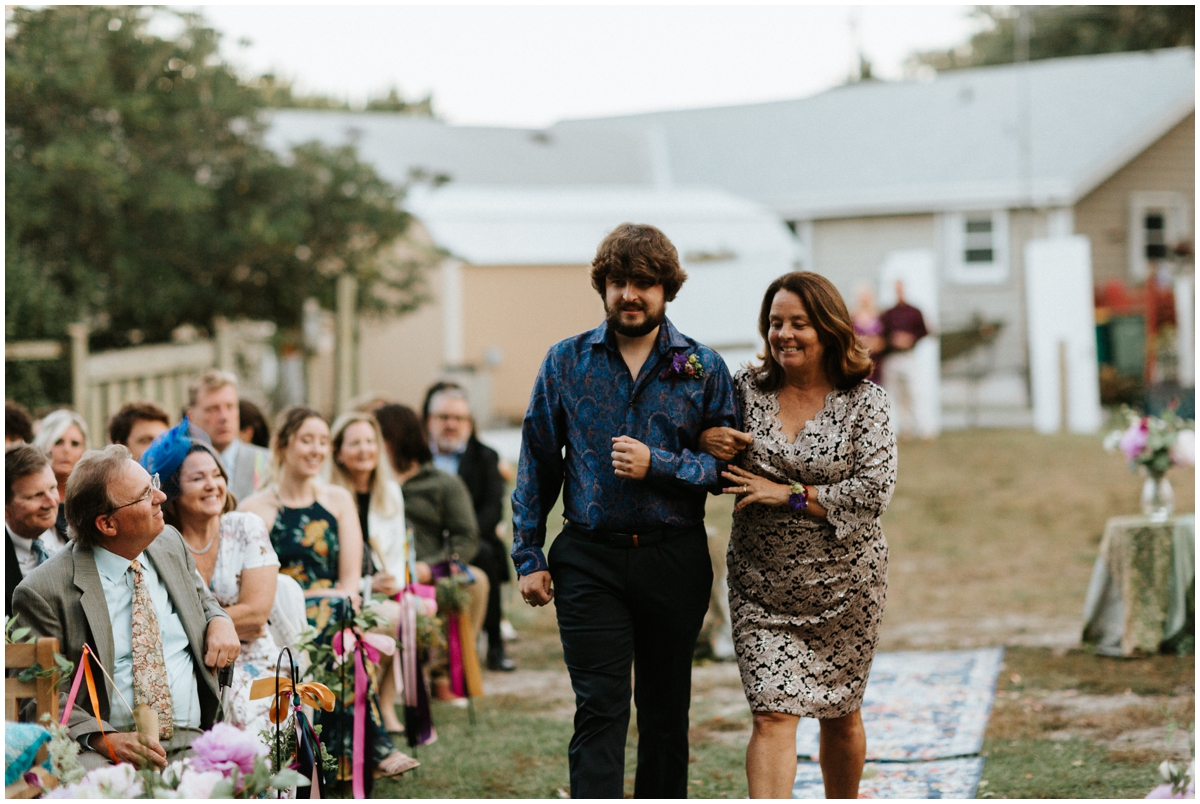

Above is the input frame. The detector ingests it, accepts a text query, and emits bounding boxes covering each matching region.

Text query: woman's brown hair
[270,405,328,476]
[752,272,873,392]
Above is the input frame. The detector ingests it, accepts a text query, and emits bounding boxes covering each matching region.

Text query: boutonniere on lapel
[660,351,706,381]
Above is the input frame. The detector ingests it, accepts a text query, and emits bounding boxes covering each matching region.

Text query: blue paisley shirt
[511,318,740,576]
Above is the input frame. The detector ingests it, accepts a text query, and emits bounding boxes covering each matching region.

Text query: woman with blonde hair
[240,405,418,779]
[32,408,90,540]
[328,410,409,734]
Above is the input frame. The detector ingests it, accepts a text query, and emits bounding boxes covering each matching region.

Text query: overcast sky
[193,5,986,129]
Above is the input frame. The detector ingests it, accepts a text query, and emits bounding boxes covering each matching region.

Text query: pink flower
[189,722,267,778]
[1119,419,1150,462]
[1170,430,1195,468]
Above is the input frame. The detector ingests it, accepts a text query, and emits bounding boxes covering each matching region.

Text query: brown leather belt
[563,521,699,548]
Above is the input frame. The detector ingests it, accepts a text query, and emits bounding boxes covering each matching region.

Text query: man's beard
[431,432,468,455]
[606,301,665,338]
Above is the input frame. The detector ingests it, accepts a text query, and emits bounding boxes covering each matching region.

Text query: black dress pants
[472,535,508,651]
[548,524,713,799]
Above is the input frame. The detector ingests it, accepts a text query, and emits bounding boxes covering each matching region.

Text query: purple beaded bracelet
[788,482,808,512]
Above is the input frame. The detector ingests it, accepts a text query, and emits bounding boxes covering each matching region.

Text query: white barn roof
[405,184,798,350]
[554,47,1196,219]
[264,48,1194,222]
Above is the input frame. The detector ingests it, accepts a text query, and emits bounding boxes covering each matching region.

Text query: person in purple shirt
[512,223,739,798]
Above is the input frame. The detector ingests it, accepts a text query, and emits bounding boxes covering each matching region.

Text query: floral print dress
[269,498,396,776]
[727,370,897,719]
[208,511,281,736]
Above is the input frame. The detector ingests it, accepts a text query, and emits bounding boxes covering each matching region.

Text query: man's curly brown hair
[590,223,688,302]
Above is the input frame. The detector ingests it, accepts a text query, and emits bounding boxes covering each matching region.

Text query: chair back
[4,637,61,723]
[268,574,310,678]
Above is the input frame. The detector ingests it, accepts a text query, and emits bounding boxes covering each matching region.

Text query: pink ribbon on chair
[447,614,465,697]
[351,643,368,799]
[332,629,395,666]
[60,646,89,726]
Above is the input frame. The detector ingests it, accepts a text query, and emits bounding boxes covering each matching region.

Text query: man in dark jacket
[423,382,515,671]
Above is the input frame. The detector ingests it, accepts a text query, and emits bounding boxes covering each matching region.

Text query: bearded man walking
[512,223,739,798]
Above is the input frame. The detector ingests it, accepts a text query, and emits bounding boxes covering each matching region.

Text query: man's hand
[611,436,651,480]
[698,427,754,461]
[415,561,433,584]
[372,572,401,598]
[203,616,241,671]
[519,571,553,607]
[92,731,168,769]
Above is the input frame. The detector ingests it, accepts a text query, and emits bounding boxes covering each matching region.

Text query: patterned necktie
[129,559,174,740]
[30,537,50,566]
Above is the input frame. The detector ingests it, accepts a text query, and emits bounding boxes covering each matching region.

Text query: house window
[963,217,995,263]
[942,211,1009,285]
[1128,192,1189,281]
[1144,212,1168,260]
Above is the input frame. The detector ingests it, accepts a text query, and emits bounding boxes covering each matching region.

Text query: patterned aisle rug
[796,647,1005,761]
[793,757,985,799]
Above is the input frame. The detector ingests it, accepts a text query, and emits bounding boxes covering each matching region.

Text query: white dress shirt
[6,523,67,577]
[92,547,201,731]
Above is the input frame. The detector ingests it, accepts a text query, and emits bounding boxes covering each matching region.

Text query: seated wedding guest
[329,411,409,733]
[238,399,271,449]
[374,404,487,696]
[108,401,171,461]
[186,370,272,502]
[239,406,418,778]
[422,381,514,672]
[6,401,35,447]
[33,408,89,542]
[12,445,240,769]
[141,418,279,736]
[5,446,67,616]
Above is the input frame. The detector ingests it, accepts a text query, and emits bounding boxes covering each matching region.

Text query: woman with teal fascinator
[140,417,282,735]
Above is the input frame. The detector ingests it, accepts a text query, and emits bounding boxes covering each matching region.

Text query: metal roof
[263,48,1194,221]
[553,47,1196,219]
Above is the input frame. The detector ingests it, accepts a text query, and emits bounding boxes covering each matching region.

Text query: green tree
[912,6,1194,72]
[6,6,427,408]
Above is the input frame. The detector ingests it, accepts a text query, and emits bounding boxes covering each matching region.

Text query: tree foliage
[911,6,1194,72]
[6,5,427,363]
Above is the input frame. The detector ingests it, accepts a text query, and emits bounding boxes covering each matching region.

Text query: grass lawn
[375,429,1194,799]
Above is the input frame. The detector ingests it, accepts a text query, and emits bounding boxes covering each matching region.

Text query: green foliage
[5,6,423,365]
[912,6,1194,72]
[435,575,472,615]
[249,73,435,116]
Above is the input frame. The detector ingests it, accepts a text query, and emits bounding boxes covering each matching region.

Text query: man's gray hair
[5,444,51,504]
[65,445,131,548]
[187,369,239,409]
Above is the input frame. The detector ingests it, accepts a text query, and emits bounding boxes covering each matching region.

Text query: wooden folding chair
[5,636,61,723]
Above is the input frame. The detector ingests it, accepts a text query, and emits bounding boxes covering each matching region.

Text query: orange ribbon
[249,677,335,724]
[81,645,118,762]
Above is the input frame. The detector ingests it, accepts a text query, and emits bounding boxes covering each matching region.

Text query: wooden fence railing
[6,318,276,437]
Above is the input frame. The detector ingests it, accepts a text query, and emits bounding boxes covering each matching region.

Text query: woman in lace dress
[142,418,280,735]
[701,272,897,799]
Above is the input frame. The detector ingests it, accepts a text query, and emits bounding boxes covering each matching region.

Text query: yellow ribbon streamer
[249,677,335,724]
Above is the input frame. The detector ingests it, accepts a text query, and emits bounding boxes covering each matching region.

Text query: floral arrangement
[44,722,306,799]
[1104,405,1195,477]
[659,351,706,381]
[1147,758,1195,799]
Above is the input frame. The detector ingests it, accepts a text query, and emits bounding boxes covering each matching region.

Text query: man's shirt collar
[587,317,690,353]
[93,545,146,585]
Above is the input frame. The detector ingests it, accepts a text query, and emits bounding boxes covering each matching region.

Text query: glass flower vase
[1141,472,1174,522]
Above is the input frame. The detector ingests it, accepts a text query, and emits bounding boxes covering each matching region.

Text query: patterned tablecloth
[1082,514,1195,656]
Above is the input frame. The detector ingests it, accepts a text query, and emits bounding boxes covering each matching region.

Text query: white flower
[1169,429,1195,468]
[168,767,227,798]
[45,763,144,799]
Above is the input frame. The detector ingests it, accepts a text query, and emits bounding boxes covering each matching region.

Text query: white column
[1175,273,1194,387]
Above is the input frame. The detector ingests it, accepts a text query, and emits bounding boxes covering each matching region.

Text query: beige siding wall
[356,266,446,412]
[1074,112,1195,285]
[461,264,604,423]
[811,214,937,299]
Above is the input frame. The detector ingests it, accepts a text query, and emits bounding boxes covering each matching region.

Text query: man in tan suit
[13,445,240,768]
[186,370,272,503]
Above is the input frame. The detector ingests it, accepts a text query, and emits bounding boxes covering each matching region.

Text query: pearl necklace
[186,529,219,555]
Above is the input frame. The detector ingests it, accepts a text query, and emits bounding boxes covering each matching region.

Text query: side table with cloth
[1082,514,1194,656]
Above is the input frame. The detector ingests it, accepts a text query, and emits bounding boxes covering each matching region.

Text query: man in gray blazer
[185,369,272,503]
[13,445,241,769]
